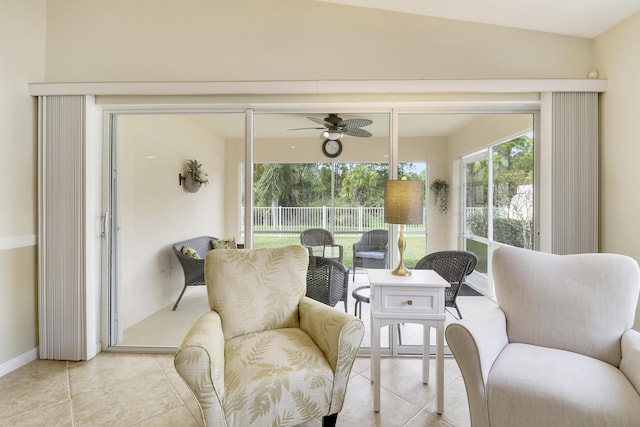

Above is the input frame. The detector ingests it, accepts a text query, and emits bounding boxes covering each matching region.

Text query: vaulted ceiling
[314,0,640,38]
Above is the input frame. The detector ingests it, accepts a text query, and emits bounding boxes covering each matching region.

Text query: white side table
[367,269,450,414]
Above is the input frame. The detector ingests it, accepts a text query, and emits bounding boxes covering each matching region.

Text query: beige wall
[594,11,640,328]
[4,0,639,370]
[0,0,45,367]
[118,115,227,328]
[43,0,593,82]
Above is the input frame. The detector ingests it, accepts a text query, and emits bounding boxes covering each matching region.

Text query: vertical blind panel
[39,95,86,360]
[551,92,598,254]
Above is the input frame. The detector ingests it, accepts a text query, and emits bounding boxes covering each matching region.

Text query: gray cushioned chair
[352,229,388,279]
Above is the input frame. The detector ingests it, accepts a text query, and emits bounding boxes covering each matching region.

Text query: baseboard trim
[0,234,37,251]
[0,347,39,377]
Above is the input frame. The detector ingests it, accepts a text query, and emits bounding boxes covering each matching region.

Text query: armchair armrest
[327,243,344,261]
[299,297,364,414]
[174,311,226,427]
[445,307,508,427]
[620,328,640,394]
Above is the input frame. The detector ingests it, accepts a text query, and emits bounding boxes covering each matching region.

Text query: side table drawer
[380,288,441,314]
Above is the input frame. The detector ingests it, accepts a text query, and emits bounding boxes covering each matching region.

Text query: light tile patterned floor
[0,353,471,426]
[1,271,494,426]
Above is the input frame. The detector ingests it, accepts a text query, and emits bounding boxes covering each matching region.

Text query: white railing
[252,206,425,234]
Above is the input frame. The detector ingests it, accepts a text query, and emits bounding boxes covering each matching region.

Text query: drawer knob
[407,299,413,306]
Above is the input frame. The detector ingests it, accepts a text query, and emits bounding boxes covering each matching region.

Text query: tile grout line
[66,361,77,427]
[151,355,203,426]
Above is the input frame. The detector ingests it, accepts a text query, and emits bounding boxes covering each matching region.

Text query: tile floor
[1,271,495,426]
[0,352,471,426]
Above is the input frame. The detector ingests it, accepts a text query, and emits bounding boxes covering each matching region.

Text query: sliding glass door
[461,114,536,296]
[104,108,537,352]
[107,111,245,349]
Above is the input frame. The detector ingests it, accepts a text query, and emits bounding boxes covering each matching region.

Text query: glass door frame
[102,104,541,353]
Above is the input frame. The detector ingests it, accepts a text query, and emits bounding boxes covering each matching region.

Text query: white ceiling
[314,0,640,38]
[178,0,640,139]
[187,112,498,139]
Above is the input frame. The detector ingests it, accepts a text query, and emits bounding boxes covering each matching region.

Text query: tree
[492,135,534,248]
[339,163,386,206]
[254,163,319,207]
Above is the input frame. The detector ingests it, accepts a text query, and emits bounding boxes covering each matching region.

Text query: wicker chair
[414,250,478,319]
[171,236,217,311]
[306,256,349,312]
[352,229,388,279]
[300,228,344,262]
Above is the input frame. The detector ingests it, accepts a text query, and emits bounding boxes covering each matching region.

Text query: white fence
[253,206,426,234]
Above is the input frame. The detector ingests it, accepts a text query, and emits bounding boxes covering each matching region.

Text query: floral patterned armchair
[174,245,364,427]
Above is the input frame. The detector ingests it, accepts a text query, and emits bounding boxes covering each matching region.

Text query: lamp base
[391,263,412,276]
[391,224,411,276]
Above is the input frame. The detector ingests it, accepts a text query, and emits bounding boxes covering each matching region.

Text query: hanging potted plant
[430,179,449,214]
[182,159,209,193]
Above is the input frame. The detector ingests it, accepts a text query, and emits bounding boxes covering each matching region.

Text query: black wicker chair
[414,250,478,319]
[171,236,217,311]
[300,228,343,262]
[352,229,388,279]
[306,256,349,312]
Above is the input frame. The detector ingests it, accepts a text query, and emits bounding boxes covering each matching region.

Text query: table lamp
[384,177,425,276]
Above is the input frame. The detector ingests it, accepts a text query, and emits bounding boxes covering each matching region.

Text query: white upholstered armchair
[446,245,640,427]
[174,245,364,427]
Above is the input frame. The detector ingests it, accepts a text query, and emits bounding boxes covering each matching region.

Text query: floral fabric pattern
[174,245,365,427]
[205,245,308,339]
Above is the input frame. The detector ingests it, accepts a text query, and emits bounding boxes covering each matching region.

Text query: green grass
[253,233,427,268]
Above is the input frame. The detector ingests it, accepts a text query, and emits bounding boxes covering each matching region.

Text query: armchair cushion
[355,250,385,260]
[212,237,237,249]
[224,327,333,426]
[487,343,640,426]
[205,245,308,339]
[180,245,201,259]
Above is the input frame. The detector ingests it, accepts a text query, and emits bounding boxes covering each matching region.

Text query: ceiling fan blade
[307,116,332,127]
[344,128,372,137]
[340,118,373,128]
[287,126,326,131]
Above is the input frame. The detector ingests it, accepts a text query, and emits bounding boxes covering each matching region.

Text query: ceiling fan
[290,113,373,139]
[288,114,373,158]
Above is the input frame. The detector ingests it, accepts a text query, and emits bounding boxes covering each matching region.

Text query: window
[462,128,534,293]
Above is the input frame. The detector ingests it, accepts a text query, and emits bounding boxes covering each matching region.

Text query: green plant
[430,179,449,214]
[186,159,209,185]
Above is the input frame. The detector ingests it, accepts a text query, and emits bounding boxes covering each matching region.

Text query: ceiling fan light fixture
[322,130,344,140]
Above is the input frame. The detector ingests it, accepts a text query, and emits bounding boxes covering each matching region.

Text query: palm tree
[254,163,319,207]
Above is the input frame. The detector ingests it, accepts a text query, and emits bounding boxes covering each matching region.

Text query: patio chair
[300,228,344,262]
[414,250,478,319]
[306,255,350,312]
[171,235,216,311]
[174,245,365,427]
[352,229,388,279]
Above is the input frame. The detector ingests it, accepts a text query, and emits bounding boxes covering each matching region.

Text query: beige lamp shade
[384,179,425,225]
